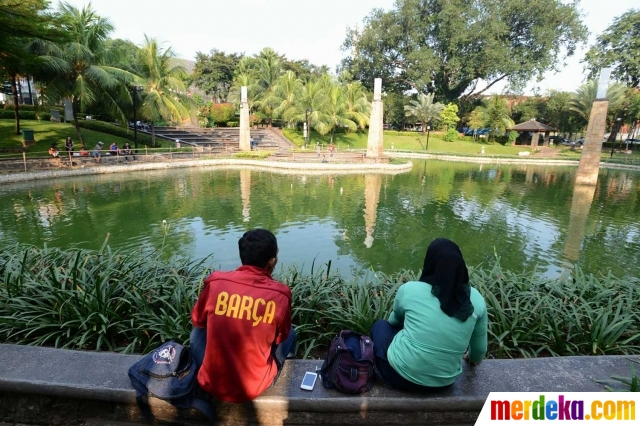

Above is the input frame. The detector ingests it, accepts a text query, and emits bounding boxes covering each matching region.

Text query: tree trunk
[152,123,156,147]
[26,76,34,105]
[17,76,24,104]
[72,99,85,148]
[421,121,426,135]
[10,73,20,135]
[331,128,334,144]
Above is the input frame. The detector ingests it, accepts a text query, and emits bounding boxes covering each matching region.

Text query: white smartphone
[300,372,318,391]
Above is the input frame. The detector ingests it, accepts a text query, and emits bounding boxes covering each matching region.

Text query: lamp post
[610,117,621,158]
[425,121,432,152]
[131,86,143,151]
[305,109,311,148]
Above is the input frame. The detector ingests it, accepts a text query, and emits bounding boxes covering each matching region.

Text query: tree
[569,80,627,139]
[342,81,370,130]
[342,0,587,103]
[104,38,140,72]
[1,0,63,134]
[478,96,515,142]
[191,49,241,102]
[511,97,546,124]
[134,35,191,146]
[315,81,358,143]
[383,92,408,130]
[545,90,582,137]
[439,103,460,130]
[253,48,283,127]
[467,109,484,140]
[273,70,304,125]
[40,2,134,147]
[404,93,444,134]
[584,9,640,88]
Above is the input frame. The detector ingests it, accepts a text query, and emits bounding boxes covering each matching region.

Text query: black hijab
[418,238,474,322]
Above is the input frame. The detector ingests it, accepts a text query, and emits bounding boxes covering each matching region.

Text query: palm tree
[134,35,190,146]
[40,2,134,147]
[342,81,370,130]
[569,80,627,140]
[404,93,444,134]
[273,70,303,125]
[315,82,358,143]
[253,48,282,127]
[289,77,328,143]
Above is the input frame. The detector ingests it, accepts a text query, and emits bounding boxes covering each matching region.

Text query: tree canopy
[341,0,588,103]
[584,9,640,88]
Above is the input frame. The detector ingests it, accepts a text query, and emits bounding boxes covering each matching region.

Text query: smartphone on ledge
[300,372,318,391]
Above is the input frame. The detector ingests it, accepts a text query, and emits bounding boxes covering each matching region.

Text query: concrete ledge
[0,344,637,425]
[0,158,413,184]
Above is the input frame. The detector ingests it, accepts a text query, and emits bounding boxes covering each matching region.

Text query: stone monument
[575,68,612,186]
[366,78,384,158]
[239,86,251,151]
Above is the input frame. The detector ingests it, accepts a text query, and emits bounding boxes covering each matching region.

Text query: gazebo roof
[511,119,556,132]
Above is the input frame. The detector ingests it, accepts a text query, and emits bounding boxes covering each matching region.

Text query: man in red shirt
[190,229,295,403]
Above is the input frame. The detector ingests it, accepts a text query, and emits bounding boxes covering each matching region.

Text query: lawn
[284,128,526,156]
[0,120,133,158]
[283,128,640,162]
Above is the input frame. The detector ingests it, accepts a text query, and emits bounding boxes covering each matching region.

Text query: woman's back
[387,281,487,387]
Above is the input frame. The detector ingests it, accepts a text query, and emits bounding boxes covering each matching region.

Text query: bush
[78,120,153,146]
[226,121,239,127]
[443,128,459,142]
[2,242,639,359]
[211,103,235,124]
[508,130,518,144]
[3,104,38,111]
[233,151,272,159]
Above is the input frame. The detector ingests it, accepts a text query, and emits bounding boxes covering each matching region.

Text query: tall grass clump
[1,243,639,359]
[0,243,212,353]
[471,263,640,358]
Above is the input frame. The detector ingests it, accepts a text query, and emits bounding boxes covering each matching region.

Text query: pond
[1,160,639,278]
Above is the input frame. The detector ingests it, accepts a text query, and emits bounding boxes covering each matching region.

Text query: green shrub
[226,121,239,127]
[443,128,459,142]
[233,151,272,159]
[1,243,639,359]
[3,104,38,111]
[508,130,518,143]
[211,103,235,124]
[77,120,153,146]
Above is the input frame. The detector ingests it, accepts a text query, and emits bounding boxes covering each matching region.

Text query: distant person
[316,143,321,157]
[49,143,59,158]
[190,229,295,403]
[322,155,327,163]
[121,142,132,160]
[250,137,255,150]
[91,141,103,162]
[109,142,118,156]
[370,238,487,391]
[329,142,335,157]
[64,136,74,154]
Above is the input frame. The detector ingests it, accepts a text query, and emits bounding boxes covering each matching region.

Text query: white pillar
[366,78,384,158]
[239,86,251,151]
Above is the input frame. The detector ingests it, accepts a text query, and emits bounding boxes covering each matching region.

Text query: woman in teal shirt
[370,238,487,391]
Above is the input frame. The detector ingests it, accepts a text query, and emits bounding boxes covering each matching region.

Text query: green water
[1,160,639,278]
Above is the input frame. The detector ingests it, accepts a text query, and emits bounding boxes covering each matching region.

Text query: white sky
[62,0,637,95]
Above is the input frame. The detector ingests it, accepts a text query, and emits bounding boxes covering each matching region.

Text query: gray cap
[98,141,103,145]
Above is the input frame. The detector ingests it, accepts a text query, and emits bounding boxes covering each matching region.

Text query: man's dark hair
[238,229,278,268]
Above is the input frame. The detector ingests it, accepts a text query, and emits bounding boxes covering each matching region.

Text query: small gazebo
[510,119,556,149]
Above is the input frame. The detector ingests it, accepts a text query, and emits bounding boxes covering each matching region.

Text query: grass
[0,119,134,159]
[1,243,639,360]
[282,128,640,162]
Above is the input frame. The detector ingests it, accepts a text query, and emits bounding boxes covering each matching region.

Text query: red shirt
[191,265,292,403]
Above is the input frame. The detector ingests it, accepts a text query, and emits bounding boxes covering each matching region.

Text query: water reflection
[1,161,640,278]
[363,175,382,248]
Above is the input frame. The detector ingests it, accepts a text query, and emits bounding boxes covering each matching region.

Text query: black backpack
[319,330,376,394]
[128,341,215,421]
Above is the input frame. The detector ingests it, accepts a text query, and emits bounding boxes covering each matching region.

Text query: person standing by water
[64,136,74,154]
[329,142,335,157]
[369,238,487,391]
[316,143,321,157]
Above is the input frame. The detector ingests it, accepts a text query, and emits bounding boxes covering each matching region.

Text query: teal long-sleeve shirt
[387,281,488,387]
